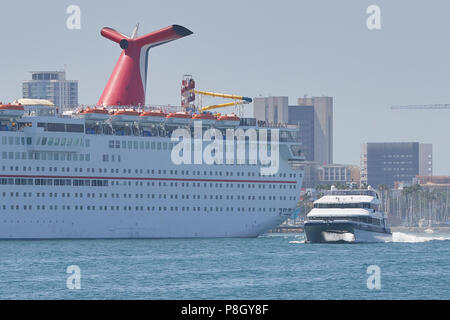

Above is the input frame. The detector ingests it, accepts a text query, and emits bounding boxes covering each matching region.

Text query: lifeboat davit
[78,107,110,123]
[165,111,192,126]
[192,113,216,126]
[139,110,167,126]
[215,114,240,127]
[111,110,140,126]
[0,104,25,120]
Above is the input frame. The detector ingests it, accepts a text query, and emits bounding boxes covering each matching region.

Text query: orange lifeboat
[0,103,25,120]
[139,110,167,125]
[111,109,140,125]
[192,112,216,126]
[78,107,110,122]
[216,114,240,127]
[165,111,192,126]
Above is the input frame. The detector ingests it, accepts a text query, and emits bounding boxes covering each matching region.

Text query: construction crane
[391,104,450,110]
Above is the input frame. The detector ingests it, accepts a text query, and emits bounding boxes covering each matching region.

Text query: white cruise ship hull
[0,123,303,239]
[0,210,289,239]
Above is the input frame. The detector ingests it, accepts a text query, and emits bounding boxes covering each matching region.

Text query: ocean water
[0,232,449,300]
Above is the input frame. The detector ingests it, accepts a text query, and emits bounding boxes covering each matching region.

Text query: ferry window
[109,140,114,148]
[54,138,60,146]
[139,141,144,149]
[8,137,13,144]
[86,139,91,147]
[114,140,119,148]
[1,137,6,144]
[128,141,132,149]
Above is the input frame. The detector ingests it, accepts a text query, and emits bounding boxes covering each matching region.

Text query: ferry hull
[0,210,289,239]
[304,222,392,243]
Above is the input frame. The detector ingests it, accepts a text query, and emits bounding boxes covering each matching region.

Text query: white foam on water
[392,232,450,243]
[322,232,355,242]
[289,240,305,244]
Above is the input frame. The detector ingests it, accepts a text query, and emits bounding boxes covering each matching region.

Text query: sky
[1,0,450,173]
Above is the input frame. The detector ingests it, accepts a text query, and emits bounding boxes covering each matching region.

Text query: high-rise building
[419,143,433,177]
[287,105,314,161]
[253,95,333,164]
[253,96,289,124]
[22,71,78,109]
[289,96,333,164]
[360,142,433,188]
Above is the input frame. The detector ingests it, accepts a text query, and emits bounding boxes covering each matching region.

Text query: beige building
[253,95,333,165]
[297,96,333,165]
[253,96,289,125]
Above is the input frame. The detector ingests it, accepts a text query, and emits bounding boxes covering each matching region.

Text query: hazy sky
[1,0,450,173]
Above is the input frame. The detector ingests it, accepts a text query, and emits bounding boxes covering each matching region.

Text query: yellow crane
[193,90,252,112]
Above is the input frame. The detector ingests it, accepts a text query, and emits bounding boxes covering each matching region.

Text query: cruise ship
[0,24,304,239]
[304,186,392,243]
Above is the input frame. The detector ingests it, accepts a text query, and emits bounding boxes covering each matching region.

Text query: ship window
[66,124,84,133]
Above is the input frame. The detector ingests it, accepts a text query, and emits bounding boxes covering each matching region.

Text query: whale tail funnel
[97,24,193,107]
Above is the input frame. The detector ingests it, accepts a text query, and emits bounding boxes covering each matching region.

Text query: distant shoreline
[270,225,450,233]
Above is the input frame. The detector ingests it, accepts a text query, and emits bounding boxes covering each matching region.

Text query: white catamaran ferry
[0,24,304,239]
[304,186,392,243]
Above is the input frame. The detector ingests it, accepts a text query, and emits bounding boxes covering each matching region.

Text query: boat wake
[288,240,306,244]
[392,232,450,243]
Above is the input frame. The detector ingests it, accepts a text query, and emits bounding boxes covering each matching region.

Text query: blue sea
[0,232,449,300]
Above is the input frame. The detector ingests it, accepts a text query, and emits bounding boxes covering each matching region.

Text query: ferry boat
[304,186,392,243]
[0,23,305,239]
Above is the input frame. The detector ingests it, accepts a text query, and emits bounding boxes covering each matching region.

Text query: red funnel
[97,25,193,107]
